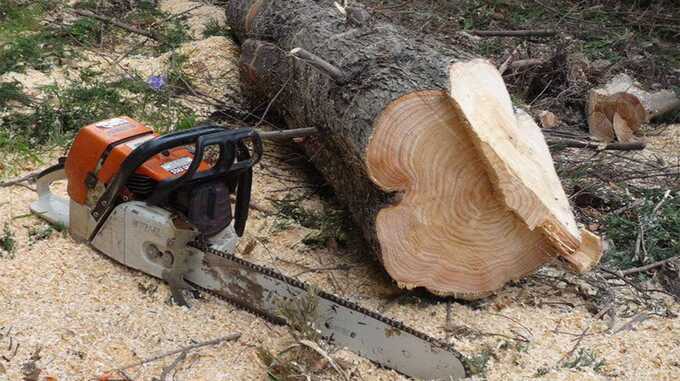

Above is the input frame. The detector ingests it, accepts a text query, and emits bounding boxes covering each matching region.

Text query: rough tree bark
[226,0,601,298]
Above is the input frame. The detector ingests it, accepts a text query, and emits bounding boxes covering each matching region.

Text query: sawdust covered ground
[2,160,680,380]
[1,1,679,380]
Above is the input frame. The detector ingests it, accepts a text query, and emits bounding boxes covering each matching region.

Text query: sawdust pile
[159,0,227,39]
[2,157,679,380]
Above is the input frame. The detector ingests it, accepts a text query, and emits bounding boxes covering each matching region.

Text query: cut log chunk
[366,91,553,296]
[587,73,680,143]
[226,0,602,298]
[447,60,602,272]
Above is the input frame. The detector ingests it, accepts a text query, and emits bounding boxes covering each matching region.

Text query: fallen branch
[72,9,161,41]
[618,256,679,276]
[471,29,556,37]
[546,138,646,151]
[509,58,544,70]
[0,169,42,188]
[289,48,347,84]
[613,313,651,335]
[160,351,187,381]
[258,127,319,141]
[498,45,521,75]
[109,333,240,373]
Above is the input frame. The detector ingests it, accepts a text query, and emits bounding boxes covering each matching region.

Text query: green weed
[28,224,53,245]
[464,347,494,376]
[562,348,605,372]
[0,0,52,42]
[0,223,16,257]
[271,196,350,248]
[0,81,31,109]
[605,190,680,270]
[0,67,195,177]
[164,53,193,94]
[257,289,333,381]
[158,19,190,53]
[65,18,103,45]
[203,19,234,39]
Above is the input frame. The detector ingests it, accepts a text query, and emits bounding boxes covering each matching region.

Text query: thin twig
[258,127,319,141]
[0,169,42,188]
[612,313,651,334]
[618,255,679,276]
[109,333,240,373]
[471,29,556,37]
[652,190,672,214]
[498,45,521,75]
[509,58,544,70]
[546,138,646,151]
[160,351,187,381]
[611,199,645,215]
[293,264,354,277]
[253,75,292,129]
[72,9,161,41]
[298,340,349,381]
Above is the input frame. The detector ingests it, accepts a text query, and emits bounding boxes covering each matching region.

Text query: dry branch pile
[226,0,602,298]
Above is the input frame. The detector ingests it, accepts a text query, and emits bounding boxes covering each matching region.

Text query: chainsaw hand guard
[89,126,262,241]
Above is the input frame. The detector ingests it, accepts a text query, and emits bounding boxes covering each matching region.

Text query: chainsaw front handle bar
[88,126,262,241]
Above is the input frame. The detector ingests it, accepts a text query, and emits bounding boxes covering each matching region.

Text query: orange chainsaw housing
[65,116,207,205]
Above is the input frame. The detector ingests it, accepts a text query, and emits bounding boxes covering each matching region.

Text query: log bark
[226,0,601,298]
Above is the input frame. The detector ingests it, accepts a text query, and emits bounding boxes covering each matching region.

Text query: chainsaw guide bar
[188,243,469,379]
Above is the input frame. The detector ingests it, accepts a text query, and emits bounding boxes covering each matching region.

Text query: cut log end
[367,91,553,298]
[366,60,602,297]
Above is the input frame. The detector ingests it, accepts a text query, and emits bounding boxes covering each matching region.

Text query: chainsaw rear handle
[88,126,262,241]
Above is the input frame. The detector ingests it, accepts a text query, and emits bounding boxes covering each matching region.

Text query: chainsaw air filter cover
[65,117,208,205]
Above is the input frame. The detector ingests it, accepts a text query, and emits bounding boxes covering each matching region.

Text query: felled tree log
[588,73,680,143]
[226,0,602,298]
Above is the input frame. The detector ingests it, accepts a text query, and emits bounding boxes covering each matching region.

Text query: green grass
[605,190,680,270]
[0,0,52,42]
[0,31,70,74]
[203,19,234,39]
[0,68,196,176]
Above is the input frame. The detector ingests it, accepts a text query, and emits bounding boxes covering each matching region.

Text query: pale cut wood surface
[587,73,680,143]
[367,91,552,298]
[447,59,602,272]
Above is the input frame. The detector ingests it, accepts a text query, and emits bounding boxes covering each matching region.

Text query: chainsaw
[30,116,467,380]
